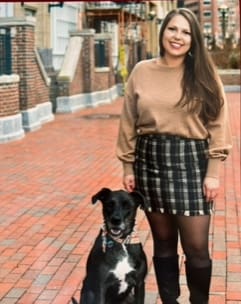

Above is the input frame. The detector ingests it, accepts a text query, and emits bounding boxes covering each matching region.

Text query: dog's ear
[129,191,147,209]
[71,297,79,304]
[91,188,111,204]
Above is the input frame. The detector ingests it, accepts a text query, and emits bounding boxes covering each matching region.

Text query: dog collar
[101,224,140,253]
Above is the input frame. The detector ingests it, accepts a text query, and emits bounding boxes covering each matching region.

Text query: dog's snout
[111,215,122,226]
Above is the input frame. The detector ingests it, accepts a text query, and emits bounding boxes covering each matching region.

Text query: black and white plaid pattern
[134,134,214,216]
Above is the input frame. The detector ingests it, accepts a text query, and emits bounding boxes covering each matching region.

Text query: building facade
[183,0,240,48]
[0,1,239,143]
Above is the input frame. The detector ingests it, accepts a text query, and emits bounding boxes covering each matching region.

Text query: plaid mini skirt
[134,134,214,216]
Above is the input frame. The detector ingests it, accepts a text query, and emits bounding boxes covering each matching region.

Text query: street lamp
[203,28,212,50]
[148,10,156,21]
[218,4,229,47]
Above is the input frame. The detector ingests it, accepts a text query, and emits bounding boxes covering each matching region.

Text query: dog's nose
[111,216,122,226]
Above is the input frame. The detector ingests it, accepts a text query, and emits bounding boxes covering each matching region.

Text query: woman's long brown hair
[159,8,224,123]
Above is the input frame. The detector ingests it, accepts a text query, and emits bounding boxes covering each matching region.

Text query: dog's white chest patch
[110,254,134,294]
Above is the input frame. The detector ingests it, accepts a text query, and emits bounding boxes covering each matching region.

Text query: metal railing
[86,1,146,19]
[86,2,120,9]
[0,27,12,75]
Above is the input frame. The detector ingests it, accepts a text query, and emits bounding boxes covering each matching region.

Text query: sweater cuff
[206,158,221,178]
[123,162,134,176]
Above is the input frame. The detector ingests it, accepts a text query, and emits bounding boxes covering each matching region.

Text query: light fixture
[148,10,156,21]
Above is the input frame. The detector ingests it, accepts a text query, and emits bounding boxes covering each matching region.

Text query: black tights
[146,212,211,268]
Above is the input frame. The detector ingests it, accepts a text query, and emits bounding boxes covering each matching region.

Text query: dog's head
[92,188,145,239]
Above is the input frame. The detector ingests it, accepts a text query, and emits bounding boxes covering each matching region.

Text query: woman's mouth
[170,42,183,49]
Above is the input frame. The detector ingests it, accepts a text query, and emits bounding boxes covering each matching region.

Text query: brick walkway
[0,92,240,304]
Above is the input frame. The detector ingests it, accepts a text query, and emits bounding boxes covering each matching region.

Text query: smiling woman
[116,7,232,304]
[161,15,192,63]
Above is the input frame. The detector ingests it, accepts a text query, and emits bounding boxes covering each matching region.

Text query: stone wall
[218,69,240,86]
[0,18,54,143]
[0,74,24,142]
[56,30,119,113]
[0,75,19,117]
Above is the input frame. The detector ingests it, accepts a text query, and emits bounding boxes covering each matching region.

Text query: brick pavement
[0,92,240,304]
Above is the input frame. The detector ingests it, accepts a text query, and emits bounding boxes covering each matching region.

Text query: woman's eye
[168,27,175,31]
[184,31,191,35]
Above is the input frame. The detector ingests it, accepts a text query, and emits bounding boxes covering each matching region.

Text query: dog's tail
[71,297,79,304]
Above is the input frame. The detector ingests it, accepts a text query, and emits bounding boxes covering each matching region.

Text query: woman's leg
[177,215,212,304]
[146,212,180,303]
[146,211,178,257]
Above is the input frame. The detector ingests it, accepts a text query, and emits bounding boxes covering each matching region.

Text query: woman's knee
[145,212,178,257]
[153,237,178,257]
[184,245,210,267]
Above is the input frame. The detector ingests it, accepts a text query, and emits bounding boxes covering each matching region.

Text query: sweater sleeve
[116,71,138,176]
[206,78,232,178]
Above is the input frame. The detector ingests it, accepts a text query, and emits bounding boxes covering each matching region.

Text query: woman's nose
[173,31,181,39]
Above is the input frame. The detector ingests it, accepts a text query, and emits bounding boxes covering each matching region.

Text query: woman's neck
[160,55,185,68]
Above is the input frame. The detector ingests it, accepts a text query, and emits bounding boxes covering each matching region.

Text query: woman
[116,8,232,304]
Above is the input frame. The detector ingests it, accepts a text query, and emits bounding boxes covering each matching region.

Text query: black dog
[72,188,147,304]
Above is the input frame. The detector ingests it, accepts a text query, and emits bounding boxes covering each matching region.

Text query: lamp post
[203,28,212,50]
[146,9,156,58]
[218,4,229,47]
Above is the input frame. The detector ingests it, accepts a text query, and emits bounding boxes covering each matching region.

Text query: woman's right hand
[123,174,135,192]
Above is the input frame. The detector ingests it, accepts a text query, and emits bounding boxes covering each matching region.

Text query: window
[204,23,212,31]
[204,0,211,5]
[203,11,212,17]
[0,28,12,75]
[95,40,108,68]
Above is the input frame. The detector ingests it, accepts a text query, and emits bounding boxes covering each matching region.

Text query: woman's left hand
[203,177,220,202]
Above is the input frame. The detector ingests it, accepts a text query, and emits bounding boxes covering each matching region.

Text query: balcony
[86,2,120,10]
[86,1,146,20]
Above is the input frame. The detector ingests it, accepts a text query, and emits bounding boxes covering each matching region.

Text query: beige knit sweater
[116,58,232,178]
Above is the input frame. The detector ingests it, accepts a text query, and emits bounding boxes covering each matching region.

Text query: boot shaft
[185,260,212,304]
[153,255,180,304]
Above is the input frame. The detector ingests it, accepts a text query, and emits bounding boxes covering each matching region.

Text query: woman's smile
[170,42,183,49]
[162,15,191,59]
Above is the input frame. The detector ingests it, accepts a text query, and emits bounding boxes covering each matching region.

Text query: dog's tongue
[110,229,122,236]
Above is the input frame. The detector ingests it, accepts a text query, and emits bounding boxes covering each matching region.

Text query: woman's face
[162,14,192,60]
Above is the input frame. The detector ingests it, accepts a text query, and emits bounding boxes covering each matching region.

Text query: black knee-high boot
[153,255,180,304]
[185,260,212,304]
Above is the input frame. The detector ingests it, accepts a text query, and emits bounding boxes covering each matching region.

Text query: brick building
[0,18,53,143]
[0,1,239,143]
[183,0,240,48]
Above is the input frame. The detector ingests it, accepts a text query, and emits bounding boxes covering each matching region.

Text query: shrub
[210,43,240,69]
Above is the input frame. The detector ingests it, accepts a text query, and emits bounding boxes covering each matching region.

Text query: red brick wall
[11,22,49,110]
[69,52,84,96]
[219,72,240,85]
[94,70,111,91]
[58,32,116,97]
[12,25,36,110]
[34,57,50,105]
[0,80,19,117]
[81,34,95,93]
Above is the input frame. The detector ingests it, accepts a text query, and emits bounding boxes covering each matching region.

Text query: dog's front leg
[80,288,105,304]
[134,281,145,304]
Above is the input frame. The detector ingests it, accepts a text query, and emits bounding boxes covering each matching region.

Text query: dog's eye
[106,203,114,211]
[122,201,129,209]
